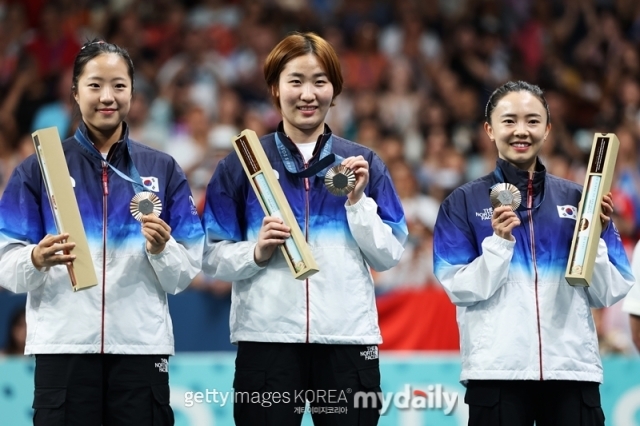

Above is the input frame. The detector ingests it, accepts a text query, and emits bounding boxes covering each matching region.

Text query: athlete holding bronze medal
[202,32,407,426]
[0,40,204,425]
[433,81,633,426]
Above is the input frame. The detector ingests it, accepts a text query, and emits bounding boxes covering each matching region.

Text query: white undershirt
[296,142,316,162]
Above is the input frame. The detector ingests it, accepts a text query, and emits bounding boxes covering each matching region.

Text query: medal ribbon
[74,126,145,193]
[274,133,345,178]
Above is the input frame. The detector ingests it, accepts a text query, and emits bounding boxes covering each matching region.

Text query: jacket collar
[276,121,332,159]
[76,121,130,161]
[495,157,546,194]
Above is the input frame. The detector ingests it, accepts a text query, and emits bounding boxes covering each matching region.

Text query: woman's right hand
[31,233,76,269]
[253,216,290,265]
[492,206,521,241]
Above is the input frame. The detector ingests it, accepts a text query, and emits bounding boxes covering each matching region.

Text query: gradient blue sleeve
[0,159,50,293]
[366,153,407,244]
[433,193,478,270]
[201,156,263,281]
[346,152,407,271]
[586,222,635,307]
[145,158,204,295]
[202,158,245,243]
[603,222,634,281]
[0,158,46,244]
[433,190,515,307]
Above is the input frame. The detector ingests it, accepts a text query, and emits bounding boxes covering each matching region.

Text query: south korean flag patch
[557,205,577,220]
[141,176,159,192]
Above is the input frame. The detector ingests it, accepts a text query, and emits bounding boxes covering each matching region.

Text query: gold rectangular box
[32,127,98,291]
[232,129,319,280]
[565,133,620,287]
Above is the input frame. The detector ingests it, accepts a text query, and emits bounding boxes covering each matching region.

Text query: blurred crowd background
[2,0,640,356]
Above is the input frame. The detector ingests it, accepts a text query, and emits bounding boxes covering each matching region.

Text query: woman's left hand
[142,215,172,254]
[342,155,369,205]
[600,192,614,231]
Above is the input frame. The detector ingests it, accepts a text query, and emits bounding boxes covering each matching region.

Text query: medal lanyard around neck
[493,166,545,211]
[274,133,345,178]
[74,127,145,193]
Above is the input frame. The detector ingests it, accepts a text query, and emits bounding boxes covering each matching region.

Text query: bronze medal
[130,191,162,222]
[324,165,356,196]
[490,183,521,211]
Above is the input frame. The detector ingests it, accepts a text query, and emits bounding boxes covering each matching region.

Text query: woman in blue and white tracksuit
[202,32,407,426]
[433,81,634,426]
[0,40,203,425]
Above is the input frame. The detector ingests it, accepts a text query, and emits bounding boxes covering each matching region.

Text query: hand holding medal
[140,212,172,255]
[335,155,369,204]
[129,192,170,254]
[490,183,521,241]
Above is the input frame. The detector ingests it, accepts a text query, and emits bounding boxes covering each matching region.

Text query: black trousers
[465,380,605,426]
[33,354,174,426]
[233,342,382,426]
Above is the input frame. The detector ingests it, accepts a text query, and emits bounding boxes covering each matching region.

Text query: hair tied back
[81,40,106,50]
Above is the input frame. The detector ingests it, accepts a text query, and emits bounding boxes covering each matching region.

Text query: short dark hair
[263,32,343,110]
[485,81,550,124]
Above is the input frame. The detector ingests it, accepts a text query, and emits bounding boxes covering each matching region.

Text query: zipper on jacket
[303,161,311,343]
[528,175,543,380]
[101,163,108,353]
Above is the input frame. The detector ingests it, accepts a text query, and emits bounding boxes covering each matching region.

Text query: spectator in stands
[433,81,634,426]
[201,31,406,426]
[0,308,26,356]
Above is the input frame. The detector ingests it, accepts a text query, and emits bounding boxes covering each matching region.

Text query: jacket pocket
[464,384,500,407]
[464,386,500,406]
[581,384,605,425]
[32,387,66,426]
[232,370,268,424]
[465,384,500,426]
[356,366,382,424]
[151,384,174,426]
[233,369,266,391]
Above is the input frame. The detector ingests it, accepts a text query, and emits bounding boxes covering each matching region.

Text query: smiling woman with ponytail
[0,39,204,426]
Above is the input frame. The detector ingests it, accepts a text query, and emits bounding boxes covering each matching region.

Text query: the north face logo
[475,208,493,221]
[155,358,168,373]
[360,346,379,360]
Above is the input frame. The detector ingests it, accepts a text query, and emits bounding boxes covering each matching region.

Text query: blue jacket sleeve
[346,153,407,272]
[433,189,515,307]
[586,222,634,307]
[201,156,264,281]
[146,158,204,295]
[0,158,50,293]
